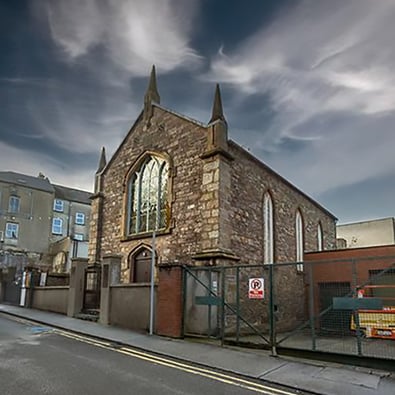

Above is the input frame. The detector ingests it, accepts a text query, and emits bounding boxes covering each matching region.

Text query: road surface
[0,313,307,395]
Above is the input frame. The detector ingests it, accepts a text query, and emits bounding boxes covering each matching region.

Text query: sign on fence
[248,278,264,299]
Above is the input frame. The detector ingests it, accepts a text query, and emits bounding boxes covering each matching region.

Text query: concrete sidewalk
[1,304,394,395]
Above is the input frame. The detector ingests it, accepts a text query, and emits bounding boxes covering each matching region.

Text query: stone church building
[88,67,337,337]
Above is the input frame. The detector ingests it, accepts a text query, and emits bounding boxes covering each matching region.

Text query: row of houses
[0,171,92,300]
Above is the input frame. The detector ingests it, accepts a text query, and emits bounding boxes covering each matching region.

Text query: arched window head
[295,210,304,272]
[317,222,324,252]
[129,247,152,283]
[263,192,274,264]
[126,155,169,235]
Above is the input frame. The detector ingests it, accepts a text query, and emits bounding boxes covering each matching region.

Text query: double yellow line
[56,330,300,395]
[3,314,301,395]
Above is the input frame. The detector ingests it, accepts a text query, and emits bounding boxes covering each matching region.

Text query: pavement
[1,304,394,395]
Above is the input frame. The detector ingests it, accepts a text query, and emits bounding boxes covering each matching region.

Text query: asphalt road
[0,313,307,395]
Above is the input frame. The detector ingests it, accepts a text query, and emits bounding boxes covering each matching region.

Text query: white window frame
[317,223,324,252]
[263,192,274,264]
[75,212,85,225]
[9,196,20,213]
[73,233,84,241]
[296,210,304,272]
[52,217,63,235]
[53,199,64,212]
[5,222,19,239]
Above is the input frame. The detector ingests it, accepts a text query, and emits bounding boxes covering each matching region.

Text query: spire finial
[144,65,160,105]
[209,83,226,124]
[96,146,107,174]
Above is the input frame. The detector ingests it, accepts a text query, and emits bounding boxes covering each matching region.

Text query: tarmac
[1,303,394,395]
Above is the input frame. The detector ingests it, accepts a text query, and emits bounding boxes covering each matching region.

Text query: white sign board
[248,278,264,299]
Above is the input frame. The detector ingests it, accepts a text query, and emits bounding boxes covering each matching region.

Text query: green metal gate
[182,258,395,361]
[182,265,274,350]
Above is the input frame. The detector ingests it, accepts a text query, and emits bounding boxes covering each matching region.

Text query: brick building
[88,67,337,336]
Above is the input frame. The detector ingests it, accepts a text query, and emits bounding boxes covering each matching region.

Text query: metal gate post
[236,266,240,342]
[352,259,363,356]
[309,262,316,351]
[182,266,187,338]
[269,264,277,356]
[220,266,225,346]
[208,269,212,338]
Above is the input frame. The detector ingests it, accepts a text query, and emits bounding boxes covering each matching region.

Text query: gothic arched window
[126,155,169,235]
[263,192,274,264]
[317,222,324,251]
[295,209,304,272]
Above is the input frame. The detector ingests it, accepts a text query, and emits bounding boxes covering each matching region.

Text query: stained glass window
[296,210,304,272]
[263,192,274,264]
[127,156,169,235]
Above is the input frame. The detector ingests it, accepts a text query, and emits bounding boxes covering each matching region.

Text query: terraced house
[88,67,337,337]
[0,171,91,305]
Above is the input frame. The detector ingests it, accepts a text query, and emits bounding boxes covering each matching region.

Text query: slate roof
[53,184,92,205]
[0,171,54,193]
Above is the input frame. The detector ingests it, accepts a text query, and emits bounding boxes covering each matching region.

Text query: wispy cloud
[0,141,94,191]
[204,0,395,195]
[42,0,201,75]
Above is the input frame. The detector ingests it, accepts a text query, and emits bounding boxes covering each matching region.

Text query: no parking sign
[248,278,264,299]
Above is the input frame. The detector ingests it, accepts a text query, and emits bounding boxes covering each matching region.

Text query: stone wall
[109,284,153,331]
[94,106,208,278]
[32,286,69,315]
[228,141,336,264]
[223,142,337,331]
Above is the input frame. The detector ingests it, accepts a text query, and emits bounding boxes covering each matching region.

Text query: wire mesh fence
[183,255,395,360]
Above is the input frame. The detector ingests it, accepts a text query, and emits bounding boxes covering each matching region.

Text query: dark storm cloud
[0,0,394,221]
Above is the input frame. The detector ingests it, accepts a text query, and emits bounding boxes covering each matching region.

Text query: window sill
[121,228,171,242]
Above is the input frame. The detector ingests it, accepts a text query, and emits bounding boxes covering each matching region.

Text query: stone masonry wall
[228,141,336,265]
[226,141,337,331]
[98,106,208,278]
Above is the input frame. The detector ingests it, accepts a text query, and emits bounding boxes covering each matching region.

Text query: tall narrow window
[53,199,64,212]
[52,218,63,235]
[5,222,19,239]
[75,212,85,225]
[295,210,304,272]
[317,222,324,251]
[9,196,20,213]
[263,192,274,264]
[126,155,169,235]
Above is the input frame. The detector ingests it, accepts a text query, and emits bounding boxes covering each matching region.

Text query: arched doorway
[129,247,152,283]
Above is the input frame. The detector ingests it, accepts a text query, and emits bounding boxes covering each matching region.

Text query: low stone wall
[32,286,69,315]
[110,284,156,332]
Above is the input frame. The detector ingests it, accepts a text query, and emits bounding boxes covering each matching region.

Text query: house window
[9,196,20,213]
[73,233,84,241]
[5,222,19,239]
[75,212,85,225]
[295,210,304,272]
[53,199,64,212]
[317,223,324,251]
[126,155,169,235]
[263,192,274,264]
[52,218,63,235]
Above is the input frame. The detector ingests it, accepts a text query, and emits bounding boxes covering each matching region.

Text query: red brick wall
[305,245,395,315]
[306,245,395,284]
[156,265,183,338]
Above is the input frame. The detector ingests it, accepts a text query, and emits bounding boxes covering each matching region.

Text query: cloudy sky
[1,0,395,224]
